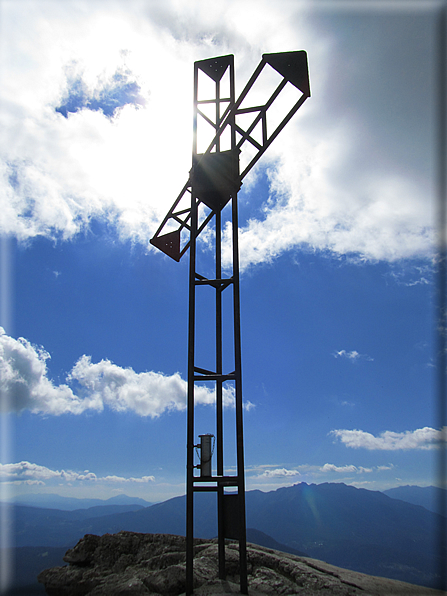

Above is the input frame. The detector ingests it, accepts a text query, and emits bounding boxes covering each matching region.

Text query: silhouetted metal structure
[151,51,310,595]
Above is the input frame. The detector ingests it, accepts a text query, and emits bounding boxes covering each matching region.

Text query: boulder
[38,531,443,595]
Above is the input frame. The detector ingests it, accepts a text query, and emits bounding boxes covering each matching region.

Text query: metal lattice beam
[150,51,310,596]
[150,51,310,262]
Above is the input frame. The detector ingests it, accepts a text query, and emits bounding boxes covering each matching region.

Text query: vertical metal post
[216,209,223,477]
[186,63,200,596]
[232,191,248,594]
[186,191,197,595]
[215,78,221,153]
[228,57,248,595]
[216,208,226,579]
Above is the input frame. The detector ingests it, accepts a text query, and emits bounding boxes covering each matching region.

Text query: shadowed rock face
[37,531,443,596]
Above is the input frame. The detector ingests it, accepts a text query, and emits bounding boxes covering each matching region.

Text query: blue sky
[0,0,445,504]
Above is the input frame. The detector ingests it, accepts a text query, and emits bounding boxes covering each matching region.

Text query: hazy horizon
[1,1,445,508]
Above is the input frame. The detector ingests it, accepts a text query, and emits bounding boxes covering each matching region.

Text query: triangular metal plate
[199,191,231,212]
[263,51,310,97]
[150,230,181,261]
[196,55,233,82]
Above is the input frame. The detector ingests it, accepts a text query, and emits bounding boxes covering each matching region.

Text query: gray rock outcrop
[37,531,443,595]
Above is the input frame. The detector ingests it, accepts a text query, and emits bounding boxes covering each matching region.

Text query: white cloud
[0,2,196,243]
[0,461,155,485]
[385,264,434,287]
[258,467,301,478]
[96,475,155,484]
[0,1,436,269]
[405,277,430,287]
[376,464,395,471]
[245,461,397,492]
[332,349,374,362]
[330,427,447,450]
[244,465,302,490]
[0,328,251,417]
[0,327,84,415]
[320,463,372,473]
[0,462,60,482]
[0,0,297,246]
[226,121,434,271]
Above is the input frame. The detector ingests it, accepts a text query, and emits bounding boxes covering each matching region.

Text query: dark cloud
[304,10,436,180]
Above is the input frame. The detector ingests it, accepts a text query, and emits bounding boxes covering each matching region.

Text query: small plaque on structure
[223,493,240,540]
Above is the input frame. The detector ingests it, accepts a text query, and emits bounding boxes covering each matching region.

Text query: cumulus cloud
[230,135,435,271]
[0,328,84,415]
[332,350,374,362]
[0,461,155,485]
[330,427,447,450]
[0,2,194,244]
[0,328,251,416]
[0,1,436,269]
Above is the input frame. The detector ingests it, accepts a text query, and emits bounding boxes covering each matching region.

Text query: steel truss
[151,51,310,596]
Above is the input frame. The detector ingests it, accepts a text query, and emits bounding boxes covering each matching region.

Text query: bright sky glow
[0,0,444,503]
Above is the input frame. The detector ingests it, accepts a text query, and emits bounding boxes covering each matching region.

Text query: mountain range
[383,484,446,515]
[3,483,446,593]
[11,492,154,510]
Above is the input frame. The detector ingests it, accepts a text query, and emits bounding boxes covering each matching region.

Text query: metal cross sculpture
[151,51,310,595]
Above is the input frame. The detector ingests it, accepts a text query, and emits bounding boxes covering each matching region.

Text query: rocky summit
[38,531,442,596]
